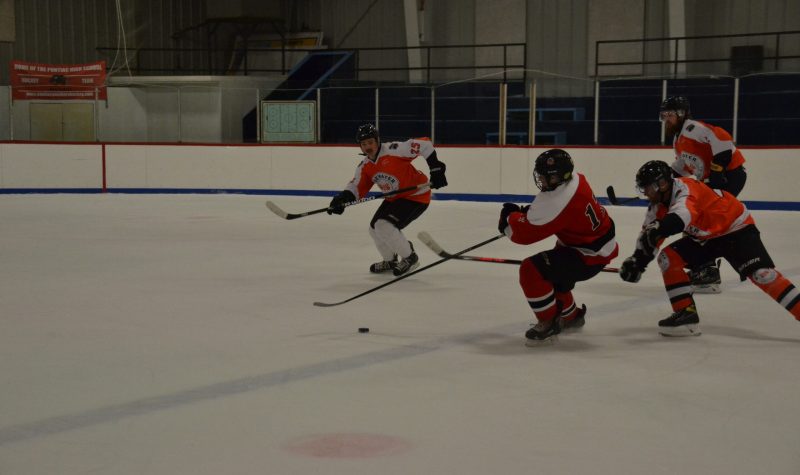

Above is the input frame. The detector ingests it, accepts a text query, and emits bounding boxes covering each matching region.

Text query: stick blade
[265,201,289,219]
[606,186,619,205]
[417,231,448,257]
[313,301,343,308]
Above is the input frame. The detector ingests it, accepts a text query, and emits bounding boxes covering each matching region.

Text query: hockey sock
[371,219,412,259]
[556,291,578,320]
[660,247,695,312]
[748,269,800,320]
[519,259,559,322]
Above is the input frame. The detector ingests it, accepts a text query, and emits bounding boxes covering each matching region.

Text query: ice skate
[658,305,701,337]
[392,243,419,276]
[561,304,586,332]
[525,317,562,346]
[690,261,721,294]
[369,255,397,274]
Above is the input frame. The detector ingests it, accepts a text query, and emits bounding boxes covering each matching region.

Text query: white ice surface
[0,194,798,475]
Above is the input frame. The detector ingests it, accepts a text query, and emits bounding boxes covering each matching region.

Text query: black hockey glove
[327,190,356,215]
[498,202,521,234]
[707,170,726,189]
[638,221,661,256]
[427,159,448,189]
[619,256,645,283]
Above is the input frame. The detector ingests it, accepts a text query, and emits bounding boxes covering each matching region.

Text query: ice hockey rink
[1,193,798,475]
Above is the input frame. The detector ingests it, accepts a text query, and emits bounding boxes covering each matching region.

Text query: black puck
[358,327,370,333]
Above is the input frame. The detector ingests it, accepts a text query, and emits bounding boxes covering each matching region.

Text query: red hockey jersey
[505,173,618,266]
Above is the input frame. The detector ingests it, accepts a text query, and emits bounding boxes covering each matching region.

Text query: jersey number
[585,204,601,230]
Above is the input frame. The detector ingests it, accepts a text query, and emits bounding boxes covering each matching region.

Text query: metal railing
[96,43,527,83]
[595,30,800,78]
[3,72,799,146]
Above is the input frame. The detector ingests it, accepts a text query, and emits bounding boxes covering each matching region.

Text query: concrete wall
[0,142,798,209]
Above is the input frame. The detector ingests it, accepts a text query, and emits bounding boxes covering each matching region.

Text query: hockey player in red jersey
[660,96,748,292]
[498,149,618,345]
[328,124,448,276]
[619,160,800,336]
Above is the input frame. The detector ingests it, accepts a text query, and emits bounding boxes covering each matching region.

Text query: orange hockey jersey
[671,119,746,181]
[505,173,618,266]
[644,177,754,241]
[344,138,434,204]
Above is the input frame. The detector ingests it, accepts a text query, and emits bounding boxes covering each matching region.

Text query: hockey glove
[498,202,521,234]
[619,256,645,283]
[427,159,448,189]
[707,170,727,189]
[638,221,661,255]
[327,190,356,215]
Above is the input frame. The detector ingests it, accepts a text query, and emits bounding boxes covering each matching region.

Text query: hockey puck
[358,327,370,333]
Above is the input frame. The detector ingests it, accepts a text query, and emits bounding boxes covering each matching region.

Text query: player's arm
[411,138,447,189]
[499,205,561,245]
[620,208,684,283]
[704,125,735,188]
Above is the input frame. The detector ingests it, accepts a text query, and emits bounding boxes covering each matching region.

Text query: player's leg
[725,226,800,321]
[520,248,603,342]
[369,200,428,276]
[519,258,561,343]
[655,238,715,336]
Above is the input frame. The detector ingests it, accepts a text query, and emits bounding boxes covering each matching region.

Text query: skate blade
[525,335,559,347]
[560,318,585,333]
[659,324,702,337]
[692,284,721,294]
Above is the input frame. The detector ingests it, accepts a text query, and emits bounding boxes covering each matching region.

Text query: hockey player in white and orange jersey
[619,160,800,336]
[499,149,618,345]
[660,96,748,291]
[327,124,447,276]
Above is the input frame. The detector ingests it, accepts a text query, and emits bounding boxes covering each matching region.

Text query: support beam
[403,0,424,83]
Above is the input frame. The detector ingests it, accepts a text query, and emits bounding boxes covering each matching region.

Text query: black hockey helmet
[659,96,691,119]
[635,160,673,193]
[356,123,379,143]
[534,149,574,191]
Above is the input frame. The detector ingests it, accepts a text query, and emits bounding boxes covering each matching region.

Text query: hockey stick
[313,234,506,307]
[418,232,619,273]
[266,183,430,220]
[606,186,640,206]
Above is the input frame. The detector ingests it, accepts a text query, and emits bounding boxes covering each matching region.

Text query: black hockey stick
[418,232,619,273]
[266,183,430,220]
[313,234,506,307]
[606,186,640,206]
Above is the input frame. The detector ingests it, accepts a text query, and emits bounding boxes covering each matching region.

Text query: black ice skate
[370,255,397,273]
[392,243,419,276]
[658,305,701,337]
[690,261,721,294]
[525,317,562,346]
[561,304,587,332]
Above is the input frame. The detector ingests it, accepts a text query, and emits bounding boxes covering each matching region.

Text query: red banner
[10,60,107,100]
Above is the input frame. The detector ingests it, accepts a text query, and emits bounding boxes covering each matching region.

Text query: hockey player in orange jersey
[327,124,448,276]
[499,149,618,345]
[619,160,800,336]
[660,96,747,292]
